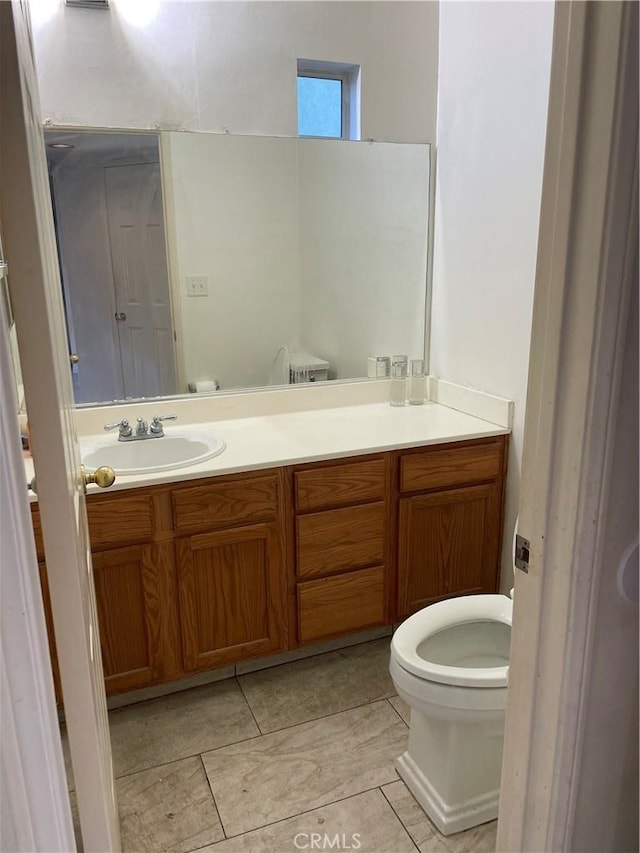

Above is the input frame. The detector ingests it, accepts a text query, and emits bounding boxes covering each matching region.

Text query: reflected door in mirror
[104,162,177,399]
[48,132,178,403]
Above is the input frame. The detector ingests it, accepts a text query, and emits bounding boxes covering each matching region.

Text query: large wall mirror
[45,129,431,406]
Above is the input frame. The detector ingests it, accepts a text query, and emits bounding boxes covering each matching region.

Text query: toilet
[389,589,513,835]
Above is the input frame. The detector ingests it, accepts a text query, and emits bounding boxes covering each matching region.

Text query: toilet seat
[391,594,512,688]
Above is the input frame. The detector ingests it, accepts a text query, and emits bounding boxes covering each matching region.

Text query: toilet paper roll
[190,380,219,393]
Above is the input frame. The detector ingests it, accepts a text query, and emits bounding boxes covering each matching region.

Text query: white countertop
[41,401,509,497]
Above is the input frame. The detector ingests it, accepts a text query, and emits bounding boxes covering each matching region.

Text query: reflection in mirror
[46,130,430,406]
[47,132,175,403]
[1,244,27,443]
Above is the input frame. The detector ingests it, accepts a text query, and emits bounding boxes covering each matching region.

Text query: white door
[497,2,638,851]
[1,3,121,850]
[105,162,177,398]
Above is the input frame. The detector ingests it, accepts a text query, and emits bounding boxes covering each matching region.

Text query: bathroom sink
[81,431,226,475]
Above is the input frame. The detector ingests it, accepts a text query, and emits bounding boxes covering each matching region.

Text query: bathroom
[1,2,637,852]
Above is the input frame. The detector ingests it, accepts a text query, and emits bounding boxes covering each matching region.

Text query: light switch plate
[186,275,208,297]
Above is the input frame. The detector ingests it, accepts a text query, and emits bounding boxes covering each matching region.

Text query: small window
[297,59,360,140]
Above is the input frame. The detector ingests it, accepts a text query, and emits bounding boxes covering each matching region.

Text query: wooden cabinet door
[397,483,502,617]
[92,544,165,695]
[177,523,286,671]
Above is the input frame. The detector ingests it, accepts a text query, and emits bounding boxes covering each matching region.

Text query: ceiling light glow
[114,0,160,27]
[29,0,61,26]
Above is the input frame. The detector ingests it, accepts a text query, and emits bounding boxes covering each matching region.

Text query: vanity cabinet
[31,435,507,700]
[396,438,507,618]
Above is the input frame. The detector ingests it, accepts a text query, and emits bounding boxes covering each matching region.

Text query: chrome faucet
[135,417,149,437]
[103,418,132,440]
[149,414,178,436]
[104,414,177,441]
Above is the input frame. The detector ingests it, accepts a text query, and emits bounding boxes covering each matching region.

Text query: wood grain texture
[295,458,387,512]
[296,502,386,579]
[386,452,401,624]
[279,468,297,650]
[151,488,175,539]
[92,544,163,693]
[30,506,44,560]
[297,566,386,644]
[87,492,154,551]
[177,523,286,671]
[152,540,183,682]
[397,483,502,617]
[400,438,503,494]
[37,561,62,704]
[172,474,278,534]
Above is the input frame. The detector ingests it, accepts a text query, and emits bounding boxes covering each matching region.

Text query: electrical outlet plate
[186,275,208,297]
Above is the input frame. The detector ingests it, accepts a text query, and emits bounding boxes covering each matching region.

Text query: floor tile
[200,789,416,852]
[238,639,396,733]
[389,695,411,725]
[202,700,407,837]
[110,678,259,777]
[118,756,224,853]
[382,779,497,853]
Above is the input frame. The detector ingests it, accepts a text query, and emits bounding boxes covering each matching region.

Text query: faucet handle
[150,414,178,434]
[104,418,131,437]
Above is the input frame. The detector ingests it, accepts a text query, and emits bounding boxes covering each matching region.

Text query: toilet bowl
[389,593,513,836]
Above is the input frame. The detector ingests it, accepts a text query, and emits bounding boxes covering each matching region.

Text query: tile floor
[68,638,497,852]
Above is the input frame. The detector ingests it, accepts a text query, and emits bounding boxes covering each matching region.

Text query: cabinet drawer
[295,458,386,512]
[400,440,503,493]
[298,566,385,644]
[172,474,279,533]
[87,493,154,550]
[32,493,155,555]
[296,502,386,578]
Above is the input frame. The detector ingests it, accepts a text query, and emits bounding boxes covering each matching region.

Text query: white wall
[163,132,301,390]
[430,1,555,589]
[32,1,438,143]
[298,139,429,378]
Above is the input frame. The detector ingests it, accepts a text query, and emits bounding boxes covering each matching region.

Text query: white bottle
[390,362,407,406]
[409,359,425,405]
